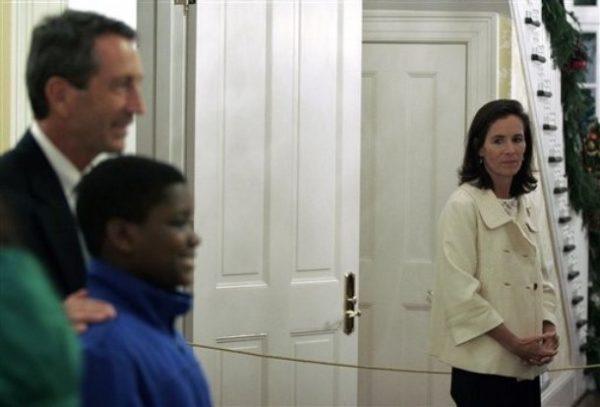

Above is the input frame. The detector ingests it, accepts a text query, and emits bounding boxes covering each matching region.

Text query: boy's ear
[105,218,139,253]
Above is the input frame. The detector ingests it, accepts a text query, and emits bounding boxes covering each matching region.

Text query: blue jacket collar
[88,259,192,333]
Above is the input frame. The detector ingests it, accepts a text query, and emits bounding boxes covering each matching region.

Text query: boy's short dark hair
[27,10,136,119]
[76,156,186,257]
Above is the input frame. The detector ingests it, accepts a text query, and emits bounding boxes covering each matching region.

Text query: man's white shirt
[30,122,82,214]
[30,122,90,262]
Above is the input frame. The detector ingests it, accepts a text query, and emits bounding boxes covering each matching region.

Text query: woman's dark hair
[458,99,537,196]
[26,10,136,120]
[76,156,186,257]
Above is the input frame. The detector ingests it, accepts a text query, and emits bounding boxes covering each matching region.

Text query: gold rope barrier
[190,343,600,375]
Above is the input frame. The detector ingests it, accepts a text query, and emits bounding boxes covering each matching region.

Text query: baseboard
[542,371,587,407]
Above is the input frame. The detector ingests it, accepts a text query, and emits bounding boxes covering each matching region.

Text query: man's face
[69,34,144,157]
[129,183,200,290]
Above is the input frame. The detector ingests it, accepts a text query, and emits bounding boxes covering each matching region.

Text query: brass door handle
[426,289,433,304]
[344,272,361,335]
[346,310,362,318]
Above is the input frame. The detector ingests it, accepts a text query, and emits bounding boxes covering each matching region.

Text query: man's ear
[44,76,76,118]
[105,219,139,253]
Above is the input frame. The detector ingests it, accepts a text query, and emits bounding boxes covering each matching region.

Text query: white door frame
[137,0,189,170]
[363,10,498,125]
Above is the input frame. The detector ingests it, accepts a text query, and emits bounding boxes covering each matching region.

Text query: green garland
[542,0,600,385]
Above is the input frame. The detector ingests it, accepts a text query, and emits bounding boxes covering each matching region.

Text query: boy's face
[130,183,199,289]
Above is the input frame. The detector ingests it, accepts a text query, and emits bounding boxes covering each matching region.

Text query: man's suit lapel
[17,132,87,293]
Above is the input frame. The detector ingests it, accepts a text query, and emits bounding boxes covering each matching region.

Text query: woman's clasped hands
[512,322,559,366]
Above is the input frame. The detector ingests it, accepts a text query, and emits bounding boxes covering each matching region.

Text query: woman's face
[478,114,526,190]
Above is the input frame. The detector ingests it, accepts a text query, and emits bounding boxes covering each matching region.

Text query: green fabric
[0,248,81,407]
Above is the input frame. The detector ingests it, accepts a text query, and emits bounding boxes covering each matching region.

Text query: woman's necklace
[499,197,518,217]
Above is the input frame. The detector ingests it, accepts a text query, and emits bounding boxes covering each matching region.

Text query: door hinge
[174,0,196,17]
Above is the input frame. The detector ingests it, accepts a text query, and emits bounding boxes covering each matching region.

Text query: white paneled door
[191,1,361,406]
[359,42,467,406]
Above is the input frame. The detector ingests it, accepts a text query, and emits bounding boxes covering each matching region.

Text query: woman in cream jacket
[430,99,558,407]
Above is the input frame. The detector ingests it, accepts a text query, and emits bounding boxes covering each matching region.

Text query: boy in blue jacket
[76,156,212,407]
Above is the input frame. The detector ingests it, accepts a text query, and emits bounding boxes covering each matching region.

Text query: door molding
[363,10,498,124]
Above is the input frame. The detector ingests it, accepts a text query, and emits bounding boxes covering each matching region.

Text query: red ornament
[570,59,588,71]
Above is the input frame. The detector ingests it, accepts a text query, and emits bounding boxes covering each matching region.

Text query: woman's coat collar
[460,183,536,232]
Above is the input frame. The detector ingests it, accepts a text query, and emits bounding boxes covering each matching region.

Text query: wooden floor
[574,391,600,407]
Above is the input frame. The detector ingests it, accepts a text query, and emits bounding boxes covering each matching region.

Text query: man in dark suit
[0,10,145,331]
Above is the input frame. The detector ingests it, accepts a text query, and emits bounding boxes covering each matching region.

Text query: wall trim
[542,371,579,406]
[0,1,11,153]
